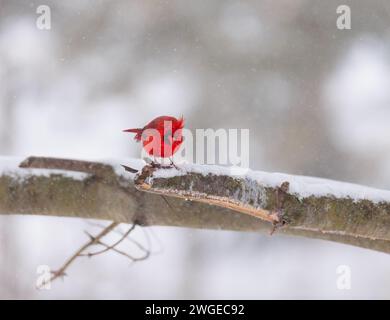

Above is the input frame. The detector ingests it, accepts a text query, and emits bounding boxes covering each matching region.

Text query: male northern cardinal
[123,116,184,162]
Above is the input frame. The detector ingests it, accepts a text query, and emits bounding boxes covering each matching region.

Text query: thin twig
[95,240,150,263]
[87,221,154,254]
[114,226,151,253]
[81,224,136,257]
[38,221,119,288]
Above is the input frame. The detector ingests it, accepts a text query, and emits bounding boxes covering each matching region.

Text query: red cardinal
[123,116,184,160]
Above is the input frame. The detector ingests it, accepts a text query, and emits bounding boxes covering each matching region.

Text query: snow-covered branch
[1,156,390,254]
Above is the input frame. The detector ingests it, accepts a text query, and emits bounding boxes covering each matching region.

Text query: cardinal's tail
[123,128,143,141]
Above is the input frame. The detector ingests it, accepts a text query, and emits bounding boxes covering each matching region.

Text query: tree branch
[1,156,390,254]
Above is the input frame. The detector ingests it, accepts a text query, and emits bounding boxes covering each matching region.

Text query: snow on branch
[1,156,390,254]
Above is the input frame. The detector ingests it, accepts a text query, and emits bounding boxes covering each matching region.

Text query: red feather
[123,116,184,158]
[122,128,143,141]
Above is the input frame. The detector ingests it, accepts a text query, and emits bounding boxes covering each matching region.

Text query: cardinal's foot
[145,158,180,170]
[150,161,177,170]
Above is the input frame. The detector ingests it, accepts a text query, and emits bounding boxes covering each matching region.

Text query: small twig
[86,221,147,251]
[37,220,152,288]
[87,221,162,255]
[81,224,136,257]
[121,164,139,174]
[38,221,119,288]
[115,226,152,254]
[95,240,150,263]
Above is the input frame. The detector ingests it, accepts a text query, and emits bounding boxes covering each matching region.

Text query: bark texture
[1,156,390,254]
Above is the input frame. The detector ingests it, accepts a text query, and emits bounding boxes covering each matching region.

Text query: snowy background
[2,0,390,299]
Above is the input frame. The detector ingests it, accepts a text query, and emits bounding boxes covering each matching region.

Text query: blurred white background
[1,0,390,299]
